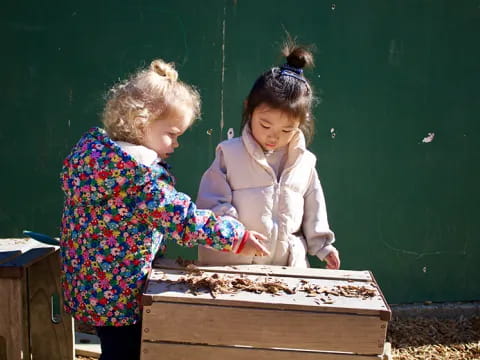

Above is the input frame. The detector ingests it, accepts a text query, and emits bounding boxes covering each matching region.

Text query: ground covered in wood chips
[76,315,480,360]
[387,315,480,359]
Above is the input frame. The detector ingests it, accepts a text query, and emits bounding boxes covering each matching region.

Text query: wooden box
[141,258,391,360]
[0,238,74,360]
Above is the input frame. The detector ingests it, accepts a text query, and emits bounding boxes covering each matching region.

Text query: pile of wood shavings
[166,266,377,302]
[388,315,480,359]
[298,279,378,300]
[166,269,293,298]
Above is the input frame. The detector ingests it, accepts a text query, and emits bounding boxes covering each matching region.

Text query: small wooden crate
[141,258,391,360]
[0,238,74,360]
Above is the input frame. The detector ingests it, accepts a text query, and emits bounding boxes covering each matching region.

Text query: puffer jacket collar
[241,124,307,179]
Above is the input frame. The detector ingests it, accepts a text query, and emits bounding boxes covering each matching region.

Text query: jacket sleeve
[142,175,244,253]
[196,147,239,219]
[302,168,337,260]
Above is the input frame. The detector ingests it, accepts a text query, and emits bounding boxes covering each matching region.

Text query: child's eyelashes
[259,123,294,133]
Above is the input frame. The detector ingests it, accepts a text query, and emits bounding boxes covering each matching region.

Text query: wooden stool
[0,238,74,360]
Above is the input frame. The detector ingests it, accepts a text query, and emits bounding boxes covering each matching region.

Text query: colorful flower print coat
[60,127,245,327]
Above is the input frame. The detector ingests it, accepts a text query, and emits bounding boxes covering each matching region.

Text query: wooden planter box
[0,238,74,360]
[141,258,391,360]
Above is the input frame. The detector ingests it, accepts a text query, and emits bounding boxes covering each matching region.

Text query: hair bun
[150,59,178,82]
[283,46,314,69]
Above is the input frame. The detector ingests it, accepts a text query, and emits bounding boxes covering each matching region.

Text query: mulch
[388,315,480,359]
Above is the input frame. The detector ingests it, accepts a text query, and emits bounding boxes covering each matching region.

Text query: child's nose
[268,131,279,140]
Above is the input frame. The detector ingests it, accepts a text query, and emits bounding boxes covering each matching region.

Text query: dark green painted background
[1,0,479,304]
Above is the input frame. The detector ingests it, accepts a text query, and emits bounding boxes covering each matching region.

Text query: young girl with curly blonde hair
[60,59,268,360]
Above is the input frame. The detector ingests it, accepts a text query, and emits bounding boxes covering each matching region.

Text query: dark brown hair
[241,43,316,144]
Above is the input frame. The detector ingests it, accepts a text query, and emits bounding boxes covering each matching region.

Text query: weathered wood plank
[0,248,56,278]
[143,269,390,318]
[153,257,373,282]
[142,302,387,354]
[0,250,22,265]
[29,252,74,360]
[0,277,28,360]
[141,341,384,360]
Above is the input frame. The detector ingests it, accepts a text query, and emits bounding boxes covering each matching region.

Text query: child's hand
[325,249,340,269]
[237,231,270,257]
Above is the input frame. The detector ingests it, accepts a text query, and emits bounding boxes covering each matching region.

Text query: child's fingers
[326,252,340,269]
[327,261,338,269]
[253,240,270,256]
[248,234,270,256]
[236,232,269,257]
[249,230,267,241]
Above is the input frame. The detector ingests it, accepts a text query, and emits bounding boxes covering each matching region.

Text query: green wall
[1,0,479,304]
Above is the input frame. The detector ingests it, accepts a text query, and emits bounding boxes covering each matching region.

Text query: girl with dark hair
[196,43,340,269]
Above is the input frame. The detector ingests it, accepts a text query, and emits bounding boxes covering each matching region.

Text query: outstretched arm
[143,171,268,256]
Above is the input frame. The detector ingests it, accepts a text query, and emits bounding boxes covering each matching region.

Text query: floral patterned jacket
[60,127,245,326]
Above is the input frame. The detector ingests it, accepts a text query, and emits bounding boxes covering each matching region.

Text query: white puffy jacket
[196,126,336,267]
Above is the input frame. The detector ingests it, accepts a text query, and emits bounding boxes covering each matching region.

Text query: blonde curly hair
[102,59,201,143]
